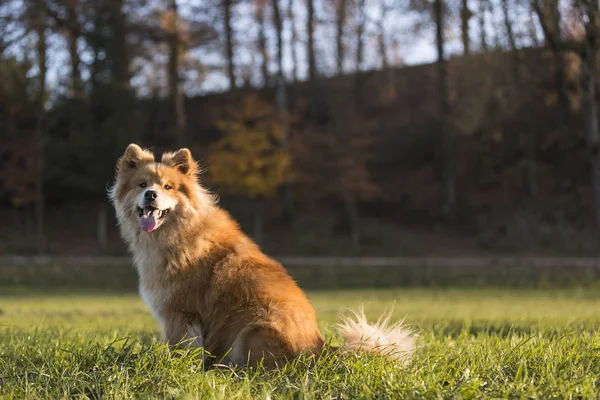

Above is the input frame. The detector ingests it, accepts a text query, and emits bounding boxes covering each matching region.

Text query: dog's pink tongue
[140,211,156,232]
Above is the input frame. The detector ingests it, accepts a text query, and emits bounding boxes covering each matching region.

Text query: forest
[1,0,600,256]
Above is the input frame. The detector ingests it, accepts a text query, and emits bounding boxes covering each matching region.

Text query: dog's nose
[144,190,158,201]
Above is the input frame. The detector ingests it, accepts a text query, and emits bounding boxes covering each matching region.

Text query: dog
[109,144,415,368]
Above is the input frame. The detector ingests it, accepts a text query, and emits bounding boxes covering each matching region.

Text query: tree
[27,0,49,253]
[376,0,391,68]
[0,58,37,230]
[532,0,600,227]
[461,0,472,54]
[577,0,600,228]
[527,1,541,47]
[307,0,317,80]
[256,0,270,86]
[532,0,570,126]
[335,0,347,74]
[434,0,455,218]
[50,0,139,199]
[501,0,517,65]
[533,0,579,193]
[272,0,293,220]
[223,0,236,88]
[208,94,290,242]
[502,0,537,196]
[272,0,289,144]
[64,0,84,98]
[162,0,186,147]
[406,0,456,216]
[287,0,299,81]
[164,0,186,147]
[479,0,489,51]
[355,0,367,72]
[292,112,378,247]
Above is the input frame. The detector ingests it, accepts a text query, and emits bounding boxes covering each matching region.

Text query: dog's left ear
[162,148,198,176]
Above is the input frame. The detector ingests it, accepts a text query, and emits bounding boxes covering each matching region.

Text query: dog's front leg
[162,312,203,349]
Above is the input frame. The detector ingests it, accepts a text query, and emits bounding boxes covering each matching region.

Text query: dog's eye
[140,182,147,188]
[164,184,172,190]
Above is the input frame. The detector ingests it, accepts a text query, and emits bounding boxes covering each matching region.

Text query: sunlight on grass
[2,288,600,398]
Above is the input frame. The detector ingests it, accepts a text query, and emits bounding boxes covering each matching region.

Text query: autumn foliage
[207,94,290,199]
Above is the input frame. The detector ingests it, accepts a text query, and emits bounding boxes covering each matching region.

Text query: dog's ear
[118,144,154,171]
[162,148,198,176]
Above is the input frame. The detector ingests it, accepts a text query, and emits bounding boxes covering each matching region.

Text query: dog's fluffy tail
[335,307,416,365]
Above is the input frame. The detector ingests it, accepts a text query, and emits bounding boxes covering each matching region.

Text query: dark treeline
[2,0,600,256]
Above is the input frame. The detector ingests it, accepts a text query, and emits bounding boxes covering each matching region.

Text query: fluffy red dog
[110,144,415,368]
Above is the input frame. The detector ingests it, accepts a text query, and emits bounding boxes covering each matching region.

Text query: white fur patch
[139,284,166,329]
[336,308,416,365]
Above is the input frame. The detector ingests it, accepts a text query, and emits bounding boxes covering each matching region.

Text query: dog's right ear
[118,144,154,171]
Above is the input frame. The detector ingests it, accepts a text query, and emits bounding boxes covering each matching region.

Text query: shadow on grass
[426,319,600,338]
[2,263,600,295]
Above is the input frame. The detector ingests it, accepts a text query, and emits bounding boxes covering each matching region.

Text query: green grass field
[2,266,600,398]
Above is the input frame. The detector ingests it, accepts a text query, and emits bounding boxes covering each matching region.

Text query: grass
[2,265,600,398]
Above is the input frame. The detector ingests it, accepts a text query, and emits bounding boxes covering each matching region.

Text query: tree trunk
[533,0,571,190]
[272,0,287,132]
[377,0,389,69]
[110,0,129,88]
[273,0,293,223]
[287,0,298,82]
[528,2,540,47]
[479,0,488,51]
[307,0,316,80]
[336,0,346,75]
[34,3,47,254]
[539,0,558,48]
[533,0,570,125]
[352,0,367,110]
[551,4,570,126]
[355,0,366,72]
[256,0,269,86]
[501,0,518,81]
[224,0,236,89]
[378,33,388,69]
[461,0,471,55]
[490,1,502,49]
[435,0,455,218]
[503,0,537,197]
[581,3,600,229]
[272,0,287,134]
[66,0,83,99]
[167,0,185,147]
[167,0,179,112]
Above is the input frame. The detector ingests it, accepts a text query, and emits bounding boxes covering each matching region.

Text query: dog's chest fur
[132,242,175,329]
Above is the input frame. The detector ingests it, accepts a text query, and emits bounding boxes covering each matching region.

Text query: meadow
[2,264,600,399]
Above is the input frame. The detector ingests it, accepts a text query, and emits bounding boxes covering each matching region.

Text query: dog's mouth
[137,206,170,233]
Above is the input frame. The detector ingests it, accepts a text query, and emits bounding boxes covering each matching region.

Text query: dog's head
[110,144,212,234]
